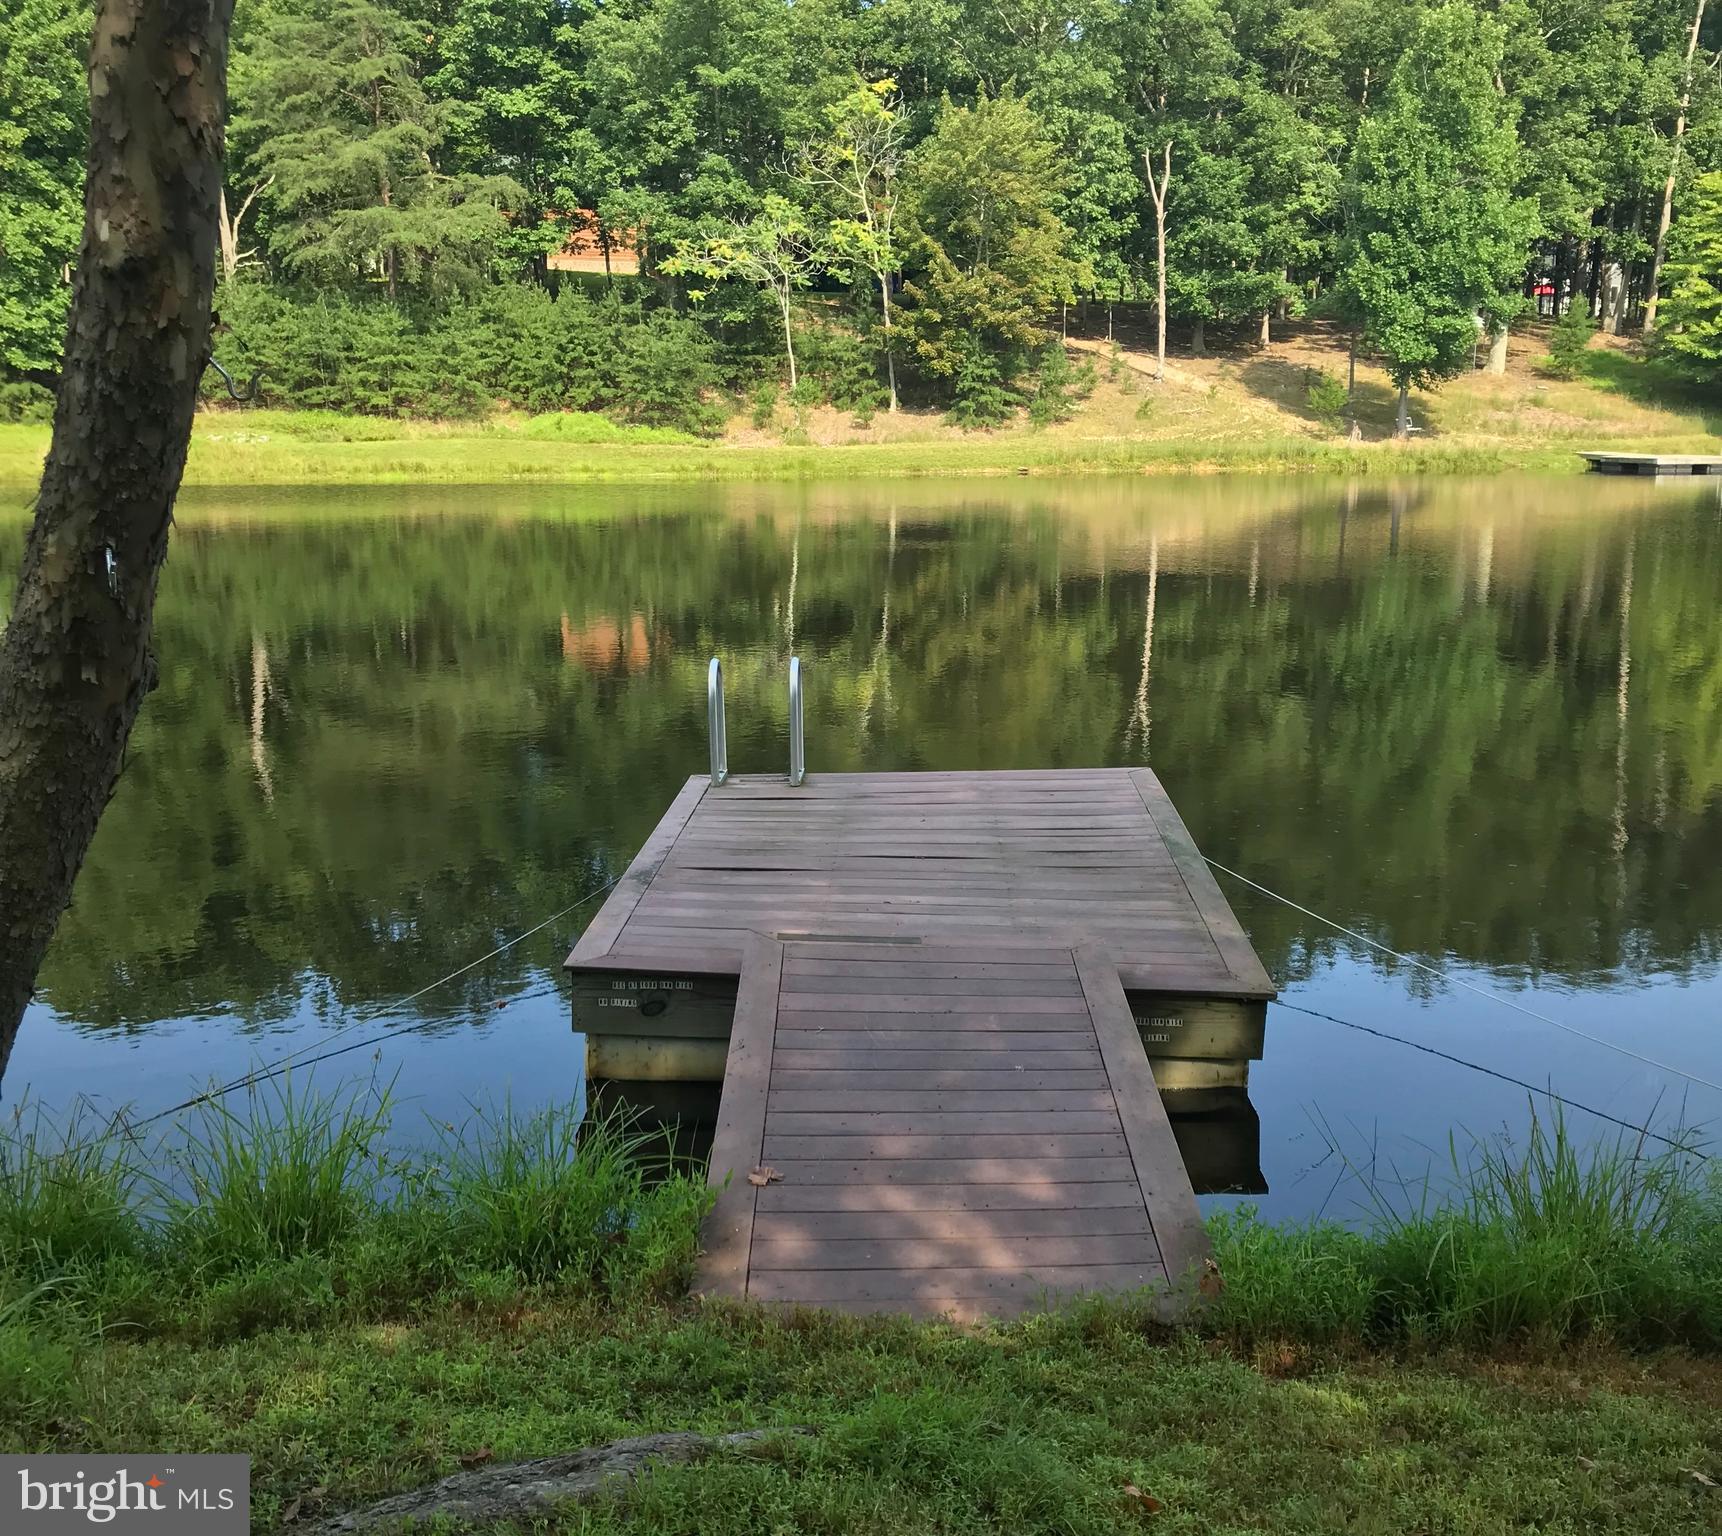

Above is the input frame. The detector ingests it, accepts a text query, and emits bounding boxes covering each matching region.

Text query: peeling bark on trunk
[0,0,235,1080]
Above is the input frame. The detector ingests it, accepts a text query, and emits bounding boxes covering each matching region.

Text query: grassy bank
[2,1087,1718,1531]
[0,414,1601,489]
[3,326,1718,491]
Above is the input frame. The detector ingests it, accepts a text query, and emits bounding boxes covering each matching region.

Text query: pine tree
[1655,169,1722,379]
[233,0,517,296]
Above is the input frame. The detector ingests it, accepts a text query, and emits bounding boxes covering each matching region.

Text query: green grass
[0,1077,712,1348]
[2,1092,1718,1532]
[8,1289,1721,1533]
[0,411,1669,492]
[1208,1110,1722,1350]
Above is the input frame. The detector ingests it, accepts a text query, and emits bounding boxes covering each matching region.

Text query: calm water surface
[4,474,1720,1222]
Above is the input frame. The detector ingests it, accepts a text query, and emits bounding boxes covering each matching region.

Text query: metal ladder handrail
[788,656,806,786]
[707,657,728,785]
[706,654,806,786]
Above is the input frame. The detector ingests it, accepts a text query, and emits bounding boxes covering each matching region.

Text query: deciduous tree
[668,195,825,388]
[799,79,908,410]
[0,0,238,1077]
[1336,3,1536,435]
[0,0,89,377]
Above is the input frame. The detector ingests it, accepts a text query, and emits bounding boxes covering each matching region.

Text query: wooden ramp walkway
[696,934,1210,1320]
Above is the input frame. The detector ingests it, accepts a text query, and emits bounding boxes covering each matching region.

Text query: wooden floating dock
[1580,451,1722,477]
[566,767,1276,1318]
[695,933,1209,1319]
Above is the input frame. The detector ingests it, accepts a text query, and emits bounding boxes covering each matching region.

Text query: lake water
[4,473,1720,1223]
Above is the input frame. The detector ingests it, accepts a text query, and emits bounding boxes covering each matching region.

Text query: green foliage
[6,0,1722,407]
[749,379,779,429]
[800,78,908,403]
[168,1076,394,1274]
[2,1147,1720,1531]
[0,0,86,374]
[436,1103,706,1292]
[1337,4,1537,404]
[1656,170,1722,383]
[0,383,52,423]
[612,308,726,434]
[209,282,726,433]
[0,1079,713,1346]
[943,341,1023,428]
[1027,343,1095,426]
[0,1103,143,1282]
[232,0,518,296]
[1210,1108,1722,1349]
[1305,368,1349,431]
[899,93,1083,405]
[1542,303,1598,379]
[666,195,826,387]
[796,313,889,417]
[209,284,489,417]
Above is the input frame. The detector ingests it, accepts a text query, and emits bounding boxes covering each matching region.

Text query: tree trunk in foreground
[1394,380,1411,438]
[0,0,236,1083]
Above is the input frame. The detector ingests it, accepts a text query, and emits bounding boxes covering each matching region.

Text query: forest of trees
[3,0,1722,431]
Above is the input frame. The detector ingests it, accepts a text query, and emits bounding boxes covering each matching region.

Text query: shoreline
[8,416,1722,492]
[2,1092,1716,1531]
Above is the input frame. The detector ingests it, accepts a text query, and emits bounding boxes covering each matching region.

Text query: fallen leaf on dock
[747,1166,783,1186]
[460,1447,495,1470]
[1121,1483,1163,1514]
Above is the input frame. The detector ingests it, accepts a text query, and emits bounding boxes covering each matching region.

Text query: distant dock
[566,766,1275,1318]
[1580,452,1722,477]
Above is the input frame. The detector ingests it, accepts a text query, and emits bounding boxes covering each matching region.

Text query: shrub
[1027,343,1094,426]
[749,379,779,429]
[796,318,888,419]
[0,382,53,423]
[945,343,1022,429]
[1540,304,1595,379]
[1305,369,1349,432]
[614,309,726,436]
[206,282,729,433]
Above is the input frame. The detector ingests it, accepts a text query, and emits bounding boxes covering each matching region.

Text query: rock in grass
[313,1429,804,1533]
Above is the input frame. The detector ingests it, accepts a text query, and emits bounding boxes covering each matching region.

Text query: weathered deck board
[695,938,1208,1320]
[569,769,1273,999]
